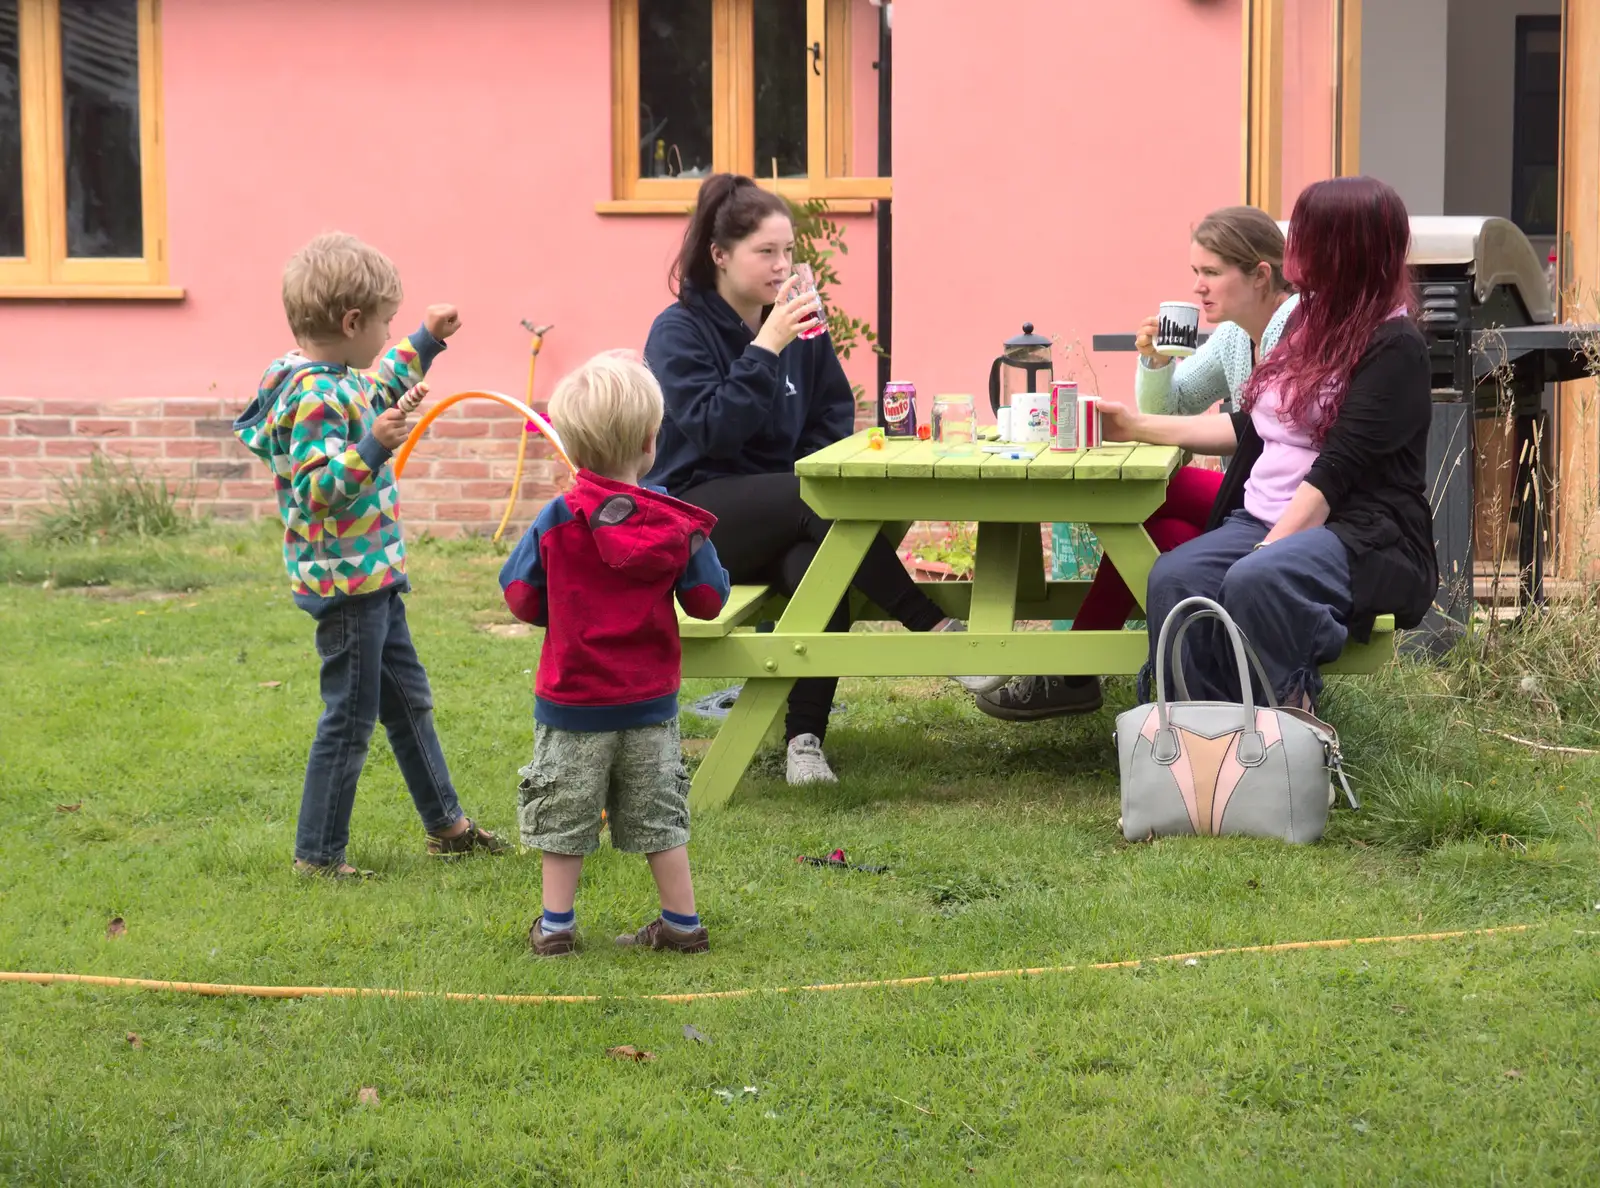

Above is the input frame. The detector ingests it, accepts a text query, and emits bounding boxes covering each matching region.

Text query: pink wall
[2,0,880,411]
[890,0,1245,416]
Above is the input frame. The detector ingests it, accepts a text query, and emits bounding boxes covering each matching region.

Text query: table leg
[969,522,1023,631]
[687,519,882,810]
[1018,520,1047,602]
[1087,523,1161,614]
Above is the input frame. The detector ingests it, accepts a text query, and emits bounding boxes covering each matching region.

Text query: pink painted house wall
[2,0,1245,533]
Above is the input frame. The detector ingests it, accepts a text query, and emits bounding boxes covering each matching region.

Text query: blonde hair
[282,232,403,341]
[547,351,665,476]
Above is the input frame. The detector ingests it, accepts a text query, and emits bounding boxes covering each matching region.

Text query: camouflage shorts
[517,718,691,855]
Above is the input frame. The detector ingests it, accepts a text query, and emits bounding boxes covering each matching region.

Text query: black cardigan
[1207,318,1438,643]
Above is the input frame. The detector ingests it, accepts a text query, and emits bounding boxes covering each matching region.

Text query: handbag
[1114,596,1357,844]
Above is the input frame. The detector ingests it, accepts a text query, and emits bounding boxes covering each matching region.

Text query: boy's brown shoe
[528,922,576,958]
[616,917,709,954]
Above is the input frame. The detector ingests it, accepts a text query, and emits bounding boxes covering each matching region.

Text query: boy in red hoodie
[500,352,730,957]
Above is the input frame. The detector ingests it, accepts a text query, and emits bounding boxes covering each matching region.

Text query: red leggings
[1070,465,1225,631]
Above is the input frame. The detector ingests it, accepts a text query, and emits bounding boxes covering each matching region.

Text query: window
[0,0,173,297]
[1512,16,1560,238]
[608,0,887,211]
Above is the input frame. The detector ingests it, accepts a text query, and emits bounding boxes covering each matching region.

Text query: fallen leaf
[106,917,126,939]
[258,681,282,689]
[1390,1004,1410,1015]
[1504,1069,1524,1080]
[683,1024,712,1045]
[126,1032,143,1049]
[606,1045,656,1062]
[1184,958,1200,967]
[357,1086,380,1105]
[55,802,82,813]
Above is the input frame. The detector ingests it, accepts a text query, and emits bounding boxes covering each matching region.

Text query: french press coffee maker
[988,323,1055,415]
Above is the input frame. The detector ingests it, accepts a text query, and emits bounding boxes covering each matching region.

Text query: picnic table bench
[679,430,1396,809]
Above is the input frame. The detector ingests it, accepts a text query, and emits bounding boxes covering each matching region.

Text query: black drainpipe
[874,2,892,423]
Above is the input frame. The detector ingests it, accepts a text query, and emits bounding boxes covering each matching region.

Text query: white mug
[1155,301,1202,357]
[1010,393,1053,443]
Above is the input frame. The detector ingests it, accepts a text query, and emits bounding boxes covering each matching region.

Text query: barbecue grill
[1093,215,1598,647]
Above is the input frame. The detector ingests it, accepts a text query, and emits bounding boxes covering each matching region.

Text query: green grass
[3,529,1599,1185]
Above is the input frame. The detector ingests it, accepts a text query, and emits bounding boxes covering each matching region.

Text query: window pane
[754,0,807,179]
[0,0,22,257]
[638,0,712,180]
[60,0,143,257]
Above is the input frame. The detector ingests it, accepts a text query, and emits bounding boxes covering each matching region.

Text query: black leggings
[679,472,946,741]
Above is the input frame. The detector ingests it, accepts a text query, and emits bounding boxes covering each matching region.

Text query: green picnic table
[678,429,1395,809]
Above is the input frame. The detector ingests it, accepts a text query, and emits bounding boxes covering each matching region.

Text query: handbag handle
[1166,610,1280,710]
[1151,596,1266,764]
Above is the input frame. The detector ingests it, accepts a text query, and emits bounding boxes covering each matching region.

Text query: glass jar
[931,394,976,456]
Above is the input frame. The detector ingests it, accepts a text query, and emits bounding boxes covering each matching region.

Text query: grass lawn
[2,525,1599,1185]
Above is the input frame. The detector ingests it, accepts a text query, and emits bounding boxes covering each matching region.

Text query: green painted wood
[799,477,1169,523]
[686,676,792,810]
[1088,522,1161,613]
[1017,518,1048,602]
[1073,447,1133,481]
[776,519,880,632]
[848,581,1093,624]
[979,441,1045,480]
[677,583,778,638]
[1121,444,1184,481]
[839,447,891,478]
[794,431,875,477]
[932,448,985,480]
[969,523,1022,631]
[883,438,942,478]
[1025,447,1084,480]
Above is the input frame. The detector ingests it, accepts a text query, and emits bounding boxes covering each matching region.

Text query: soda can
[1049,380,1080,451]
[1078,395,1102,449]
[881,381,918,438]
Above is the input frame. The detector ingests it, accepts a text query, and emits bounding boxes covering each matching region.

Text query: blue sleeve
[674,535,731,621]
[646,308,780,461]
[797,340,857,457]
[498,502,560,626]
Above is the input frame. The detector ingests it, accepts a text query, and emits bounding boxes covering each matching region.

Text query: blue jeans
[297,589,462,865]
[1141,510,1353,708]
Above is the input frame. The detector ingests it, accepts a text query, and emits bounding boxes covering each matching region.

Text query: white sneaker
[932,619,1009,695]
[786,734,838,785]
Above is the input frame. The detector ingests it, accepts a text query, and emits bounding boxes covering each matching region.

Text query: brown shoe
[426,816,509,857]
[528,921,576,958]
[616,917,709,954]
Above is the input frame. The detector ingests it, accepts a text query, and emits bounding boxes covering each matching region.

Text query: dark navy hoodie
[643,286,856,495]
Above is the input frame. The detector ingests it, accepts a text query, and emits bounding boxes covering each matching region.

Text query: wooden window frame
[603,0,889,215]
[0,0,178,299]
[1242,0,1362,218]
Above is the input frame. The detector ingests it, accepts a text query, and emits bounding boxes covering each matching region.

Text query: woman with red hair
[1097,176,1437,710]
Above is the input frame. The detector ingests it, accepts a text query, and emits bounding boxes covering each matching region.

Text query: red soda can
[1049,380,1079,451]
[881,381,918,438]
[1078,395,1102,449]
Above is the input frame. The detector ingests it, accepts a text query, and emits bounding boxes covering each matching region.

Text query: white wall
[1361,0,1450,216]
[1444,0,1562,224]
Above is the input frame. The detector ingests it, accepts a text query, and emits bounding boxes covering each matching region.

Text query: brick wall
[0,397,568,538]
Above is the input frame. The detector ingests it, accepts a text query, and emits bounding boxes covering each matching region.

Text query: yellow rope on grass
[0,924,1534,1008]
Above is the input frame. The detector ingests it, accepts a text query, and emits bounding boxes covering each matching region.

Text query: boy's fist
[425,304,461,340]
[372,408,411,452]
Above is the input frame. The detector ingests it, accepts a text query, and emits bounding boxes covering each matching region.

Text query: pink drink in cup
[793,263,828,340]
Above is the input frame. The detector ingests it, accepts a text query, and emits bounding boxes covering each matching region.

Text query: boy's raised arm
[675,532,731,621]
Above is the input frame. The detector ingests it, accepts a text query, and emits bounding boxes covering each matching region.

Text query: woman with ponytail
[1094,176,1437,712]
[645,174,962,786]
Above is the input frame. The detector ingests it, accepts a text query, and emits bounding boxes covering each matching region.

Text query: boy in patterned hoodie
[235,232,505,877]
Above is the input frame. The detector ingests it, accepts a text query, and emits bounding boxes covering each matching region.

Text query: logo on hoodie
[785,376,798,397]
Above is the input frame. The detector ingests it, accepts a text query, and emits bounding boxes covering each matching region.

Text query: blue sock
[541,907,575,936]
[661,907,700,932]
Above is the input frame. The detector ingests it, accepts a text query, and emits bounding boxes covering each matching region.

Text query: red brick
[0,460,11,477]
[221,482,270,500]
[99,440,164,458]
[413,520,464,539]
[0,419,10,435]
[74,419,135,437]
[133,418,197,437]
[457,480,514,499]
[164,439,223,458]
[9,459,67,479]
[193,460,252,481]
[0,480,48,500]
[195,418,237,438]
[164,398,228,419]
[433,460,492,479]
[0,438,41,456]
[101,399,163,418]
[434,501,495,521]
[395,459,432,479]
[16,417,71,437]
[399,500,435,521]
[458,439,522,459]
[202,502,256,521]
[41,400,107,417]
[0,400,41,417]
[43,440,97,457]
[430,421,490,440]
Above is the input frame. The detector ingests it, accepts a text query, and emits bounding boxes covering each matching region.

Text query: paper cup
[1155,301,1202,357]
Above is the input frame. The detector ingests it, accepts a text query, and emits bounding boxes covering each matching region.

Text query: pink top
[1243,310,1409,526]
[1242,376,1319,525]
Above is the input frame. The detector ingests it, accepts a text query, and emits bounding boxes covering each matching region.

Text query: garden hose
[494,322,555,544]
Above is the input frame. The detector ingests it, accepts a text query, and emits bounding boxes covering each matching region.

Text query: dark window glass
[754,0,807,178]
[60,0,143,257]
[638,0,713,179]
[1511,17,1560,237]
[0,0,24,257]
